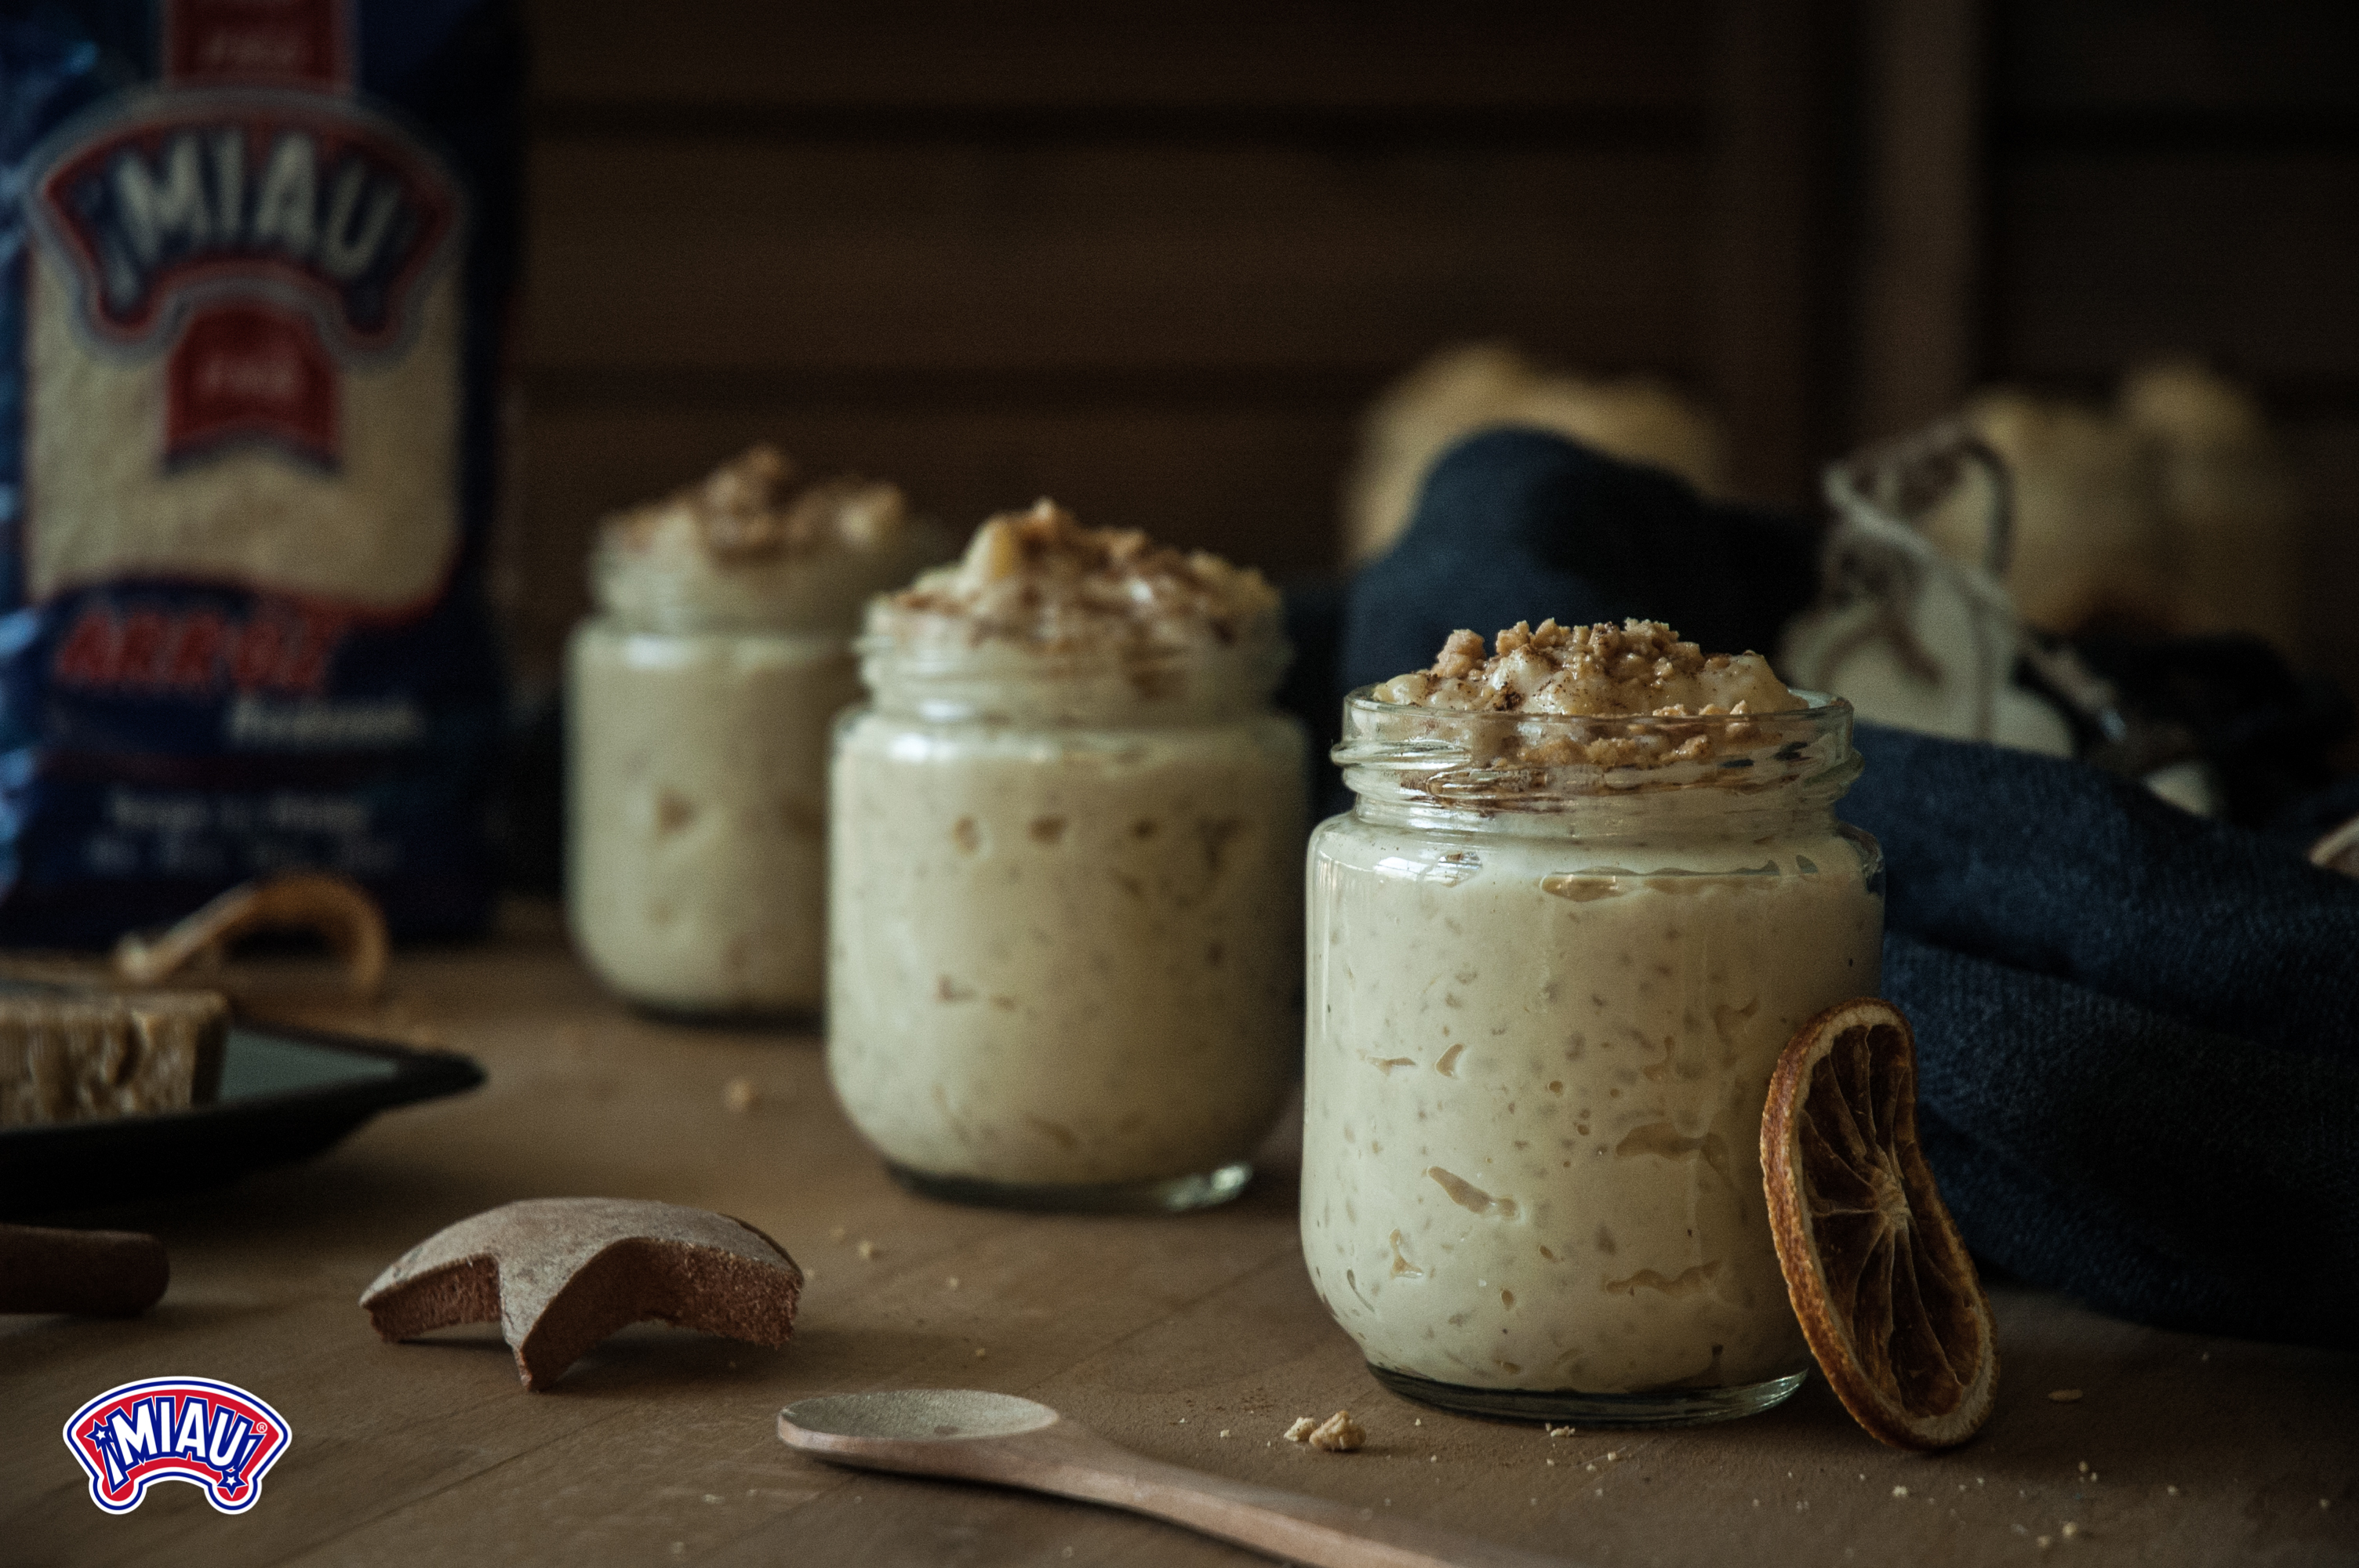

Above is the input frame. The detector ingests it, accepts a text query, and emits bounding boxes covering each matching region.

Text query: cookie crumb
[2166,1486,2179,1497]
[945,1276,960,1290]
[2048,1388,2083,1403]
[1304,1412,1363,1453]
[723,1077,758,1112]
[1892,1485,1910,1498]
[1546,1424,1576,1438]
[2037,1535,2052,1550]
[2061,1523,2079,1541]
[972,1347,987,1359]
[1285,1417,1318,1443]
[856,1240,878,1260]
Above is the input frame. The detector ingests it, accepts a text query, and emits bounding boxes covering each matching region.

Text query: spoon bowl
[786,1388,1060,1442]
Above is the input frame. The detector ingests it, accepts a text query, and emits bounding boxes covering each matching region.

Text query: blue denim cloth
[1314,426,2359,1346]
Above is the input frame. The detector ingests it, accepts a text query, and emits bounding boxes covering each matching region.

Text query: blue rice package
[0,0,522,942]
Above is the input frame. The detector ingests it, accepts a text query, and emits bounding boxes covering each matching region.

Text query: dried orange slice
[1761,999,1997,1450]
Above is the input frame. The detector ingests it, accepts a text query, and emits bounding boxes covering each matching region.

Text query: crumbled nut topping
[1284,1410,1365,1452]
[1377,618,1801,718]
[1366,619,1807,772]
[592,445,936,633]
[604,445,911,566]
[874,499,1280,658]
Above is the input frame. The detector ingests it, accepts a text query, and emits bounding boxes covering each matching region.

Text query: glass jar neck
[592,537,942,637]
[1348,786,1849,843]
[1336,688,1864,840]
[860,635,1289,727]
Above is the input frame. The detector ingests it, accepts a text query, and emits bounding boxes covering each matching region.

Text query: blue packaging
[0,0,520,942]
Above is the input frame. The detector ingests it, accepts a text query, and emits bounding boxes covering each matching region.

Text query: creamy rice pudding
[1303,619,1883,1420]
[569,447,938,1014]
[828,503,1304,1205]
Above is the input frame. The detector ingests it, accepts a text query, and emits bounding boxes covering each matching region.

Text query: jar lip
[1340,683,1852,727]
[854,626,1292,681]
[1335,686,1860,801]
[576,614,851,649]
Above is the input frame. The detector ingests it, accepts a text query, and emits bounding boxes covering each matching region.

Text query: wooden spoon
[779,1389,1571,1568]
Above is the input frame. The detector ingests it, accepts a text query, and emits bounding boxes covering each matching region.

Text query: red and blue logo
[62,1377,292,1515]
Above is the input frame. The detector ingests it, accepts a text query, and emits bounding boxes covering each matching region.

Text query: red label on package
[165,0,353,90]
[165,302,340,466]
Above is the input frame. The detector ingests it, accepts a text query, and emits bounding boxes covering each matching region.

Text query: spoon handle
[999,1426,1568,1568]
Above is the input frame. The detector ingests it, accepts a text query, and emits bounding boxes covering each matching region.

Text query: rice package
[0,1,521,942]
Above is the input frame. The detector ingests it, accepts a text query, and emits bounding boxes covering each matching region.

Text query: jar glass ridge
[1303,688,1883,1425]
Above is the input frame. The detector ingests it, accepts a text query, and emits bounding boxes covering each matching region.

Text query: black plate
[1,1021,483,1218]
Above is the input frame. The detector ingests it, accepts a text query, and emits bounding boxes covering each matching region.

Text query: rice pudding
[1303,619,1883,1420]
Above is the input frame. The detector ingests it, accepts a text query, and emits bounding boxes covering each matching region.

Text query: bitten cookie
[359,1197,801,1390]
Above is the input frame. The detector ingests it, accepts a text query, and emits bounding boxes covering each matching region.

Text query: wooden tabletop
[6,906,2354,1566]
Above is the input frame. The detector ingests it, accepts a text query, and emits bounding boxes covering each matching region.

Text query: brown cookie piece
[0,989,228,1126]
[0,1223,169,1315]
[359,1198,801,1390]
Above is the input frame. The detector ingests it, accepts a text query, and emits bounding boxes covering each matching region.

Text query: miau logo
[63,1377,293,1515]
[25,86,462,361]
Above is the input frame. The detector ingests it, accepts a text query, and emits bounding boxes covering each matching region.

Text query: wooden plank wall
[508,1,2357,704]
[504,1,1829,687]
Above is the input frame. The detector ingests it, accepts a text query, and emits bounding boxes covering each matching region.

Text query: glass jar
[568,614,855,1017]
[1303,691,1883,1425]
[566,463,936,1018]
[827,638,1307,1211]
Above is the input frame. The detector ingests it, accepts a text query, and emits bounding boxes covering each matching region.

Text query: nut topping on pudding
[1367,619,1811,771]
[1376,618,1802,717]
[876,499,1280,659]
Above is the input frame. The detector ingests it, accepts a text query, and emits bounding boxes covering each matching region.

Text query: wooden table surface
[6,907,2354,1567]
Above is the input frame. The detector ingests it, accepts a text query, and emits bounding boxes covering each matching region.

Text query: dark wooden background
[502,0,2359,702]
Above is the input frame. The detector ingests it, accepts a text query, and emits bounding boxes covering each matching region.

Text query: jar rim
[1334,685,1861,804]
[855,626,1290,682]
[855,626,1292,724]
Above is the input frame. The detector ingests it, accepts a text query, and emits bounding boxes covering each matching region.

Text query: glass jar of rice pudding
[829,501,1306,1211]
[1303,618,1884,1425]
[568,446,940,1017]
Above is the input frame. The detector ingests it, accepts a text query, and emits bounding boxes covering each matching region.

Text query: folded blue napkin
[1310,426,2359,1346]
